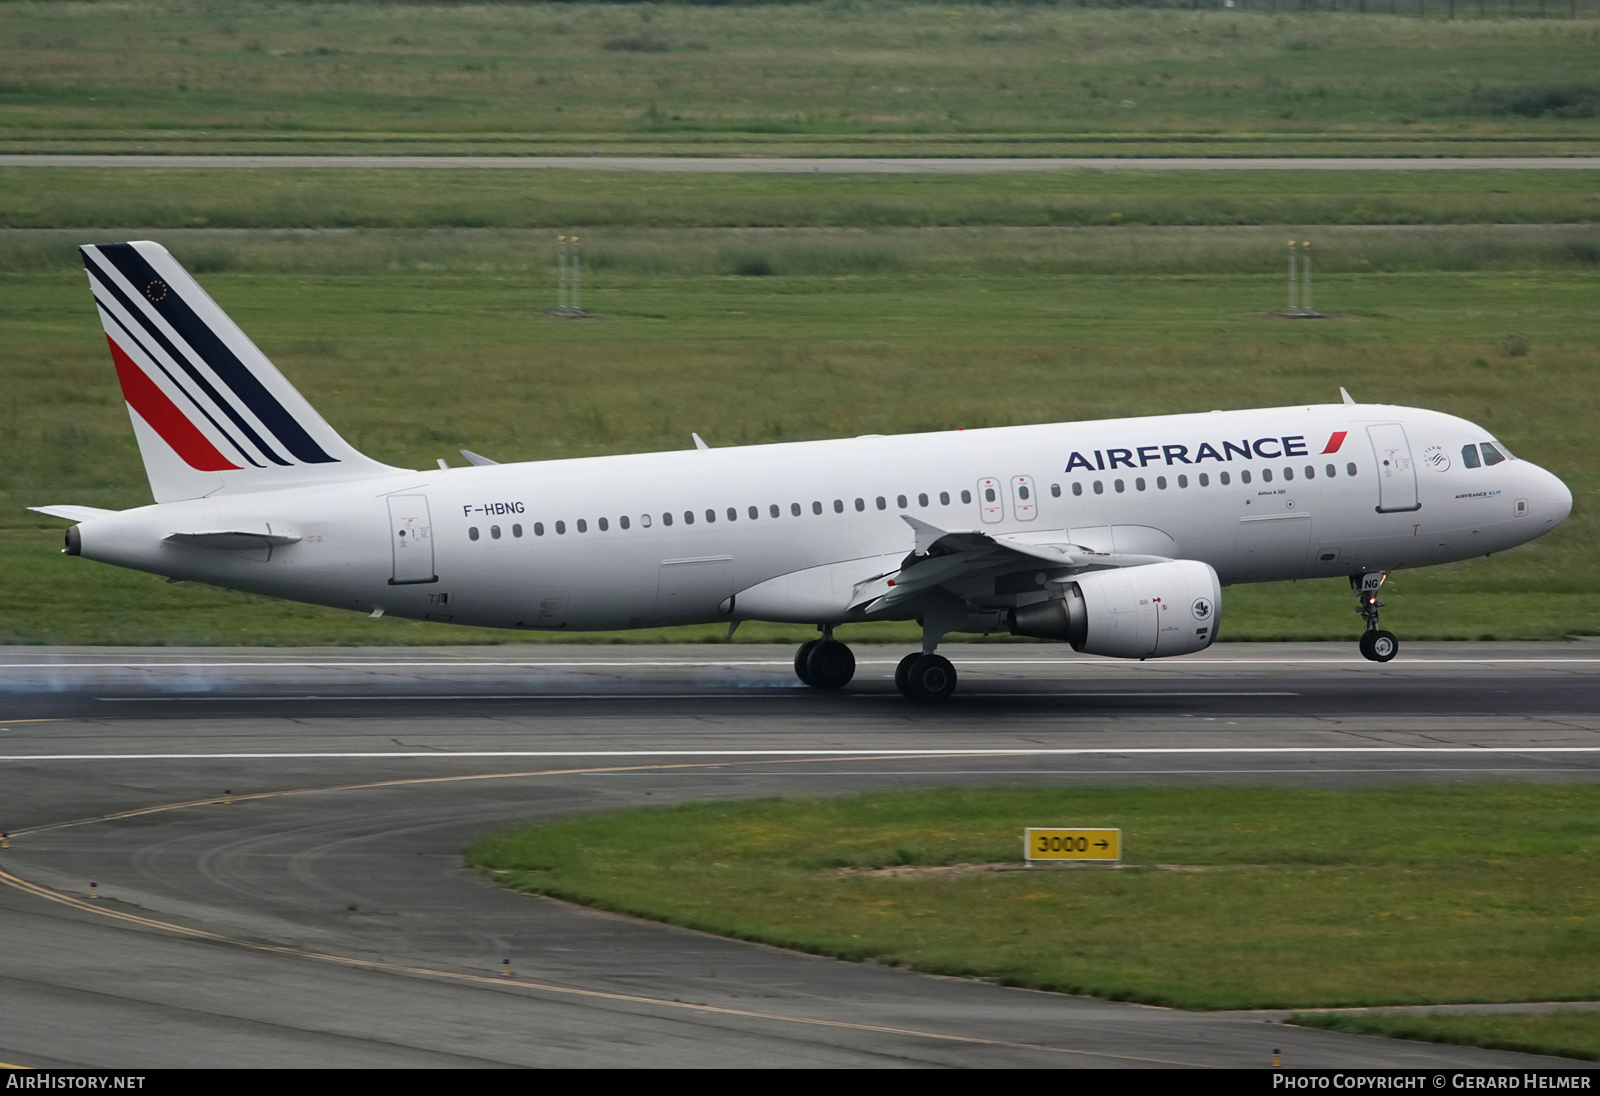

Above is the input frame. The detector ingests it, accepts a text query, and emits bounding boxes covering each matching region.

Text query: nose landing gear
[1352,572,1399,663]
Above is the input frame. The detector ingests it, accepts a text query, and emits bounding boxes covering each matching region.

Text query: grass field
[1290,1010,1600,1062]
[3,218,1595,645]
[7,167,1600,230]
[467,785,1600,1011]
[3,3,1600,157]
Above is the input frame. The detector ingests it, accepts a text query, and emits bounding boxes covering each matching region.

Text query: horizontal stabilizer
[29,505,118,523]
[165,530,303,550]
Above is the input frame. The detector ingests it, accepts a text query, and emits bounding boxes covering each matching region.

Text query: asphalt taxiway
[2,642,1597,1068]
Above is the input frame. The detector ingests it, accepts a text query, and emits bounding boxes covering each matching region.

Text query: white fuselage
[71,402,1572,638]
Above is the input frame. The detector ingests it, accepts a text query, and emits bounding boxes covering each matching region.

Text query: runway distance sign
[1025,828,1121,862]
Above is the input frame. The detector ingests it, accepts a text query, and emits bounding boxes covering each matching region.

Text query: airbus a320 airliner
[34,242,1573,701]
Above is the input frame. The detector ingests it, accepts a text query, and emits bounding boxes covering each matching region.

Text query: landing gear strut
[894,596,964,702]
[1352,572,1399,663]
[794,628,856,690]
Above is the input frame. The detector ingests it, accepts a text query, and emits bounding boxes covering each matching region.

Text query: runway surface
[3,641,1598,1069]
[4,155,1600,172]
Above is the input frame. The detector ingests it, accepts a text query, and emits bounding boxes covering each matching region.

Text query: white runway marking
[91,690,1300,701]
[5,657,1600,669]
[5,747,1600,762]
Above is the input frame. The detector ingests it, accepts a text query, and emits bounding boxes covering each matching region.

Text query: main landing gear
[794,629,856,690]
[1352,572,1399,663]
[791,626,958,702]
[895,652,957,703]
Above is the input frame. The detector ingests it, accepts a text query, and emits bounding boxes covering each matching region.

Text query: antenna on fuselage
[1340,387,1357,406]
[692,433,710,451]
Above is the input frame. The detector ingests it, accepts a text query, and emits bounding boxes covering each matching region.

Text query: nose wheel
[1359,629,1399,662]
[1352,572,1399,663]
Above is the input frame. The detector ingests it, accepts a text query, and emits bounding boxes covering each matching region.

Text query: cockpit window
[1480,443,1506,467]
[1461,444,1481,469]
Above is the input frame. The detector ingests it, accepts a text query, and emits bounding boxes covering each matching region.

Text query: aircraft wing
[850,515,1171,615]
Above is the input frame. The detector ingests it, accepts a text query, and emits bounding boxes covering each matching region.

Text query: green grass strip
[1289,1010,1600,1062]
[468,785,1600,1012]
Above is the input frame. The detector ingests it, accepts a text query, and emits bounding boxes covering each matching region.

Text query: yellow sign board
[1025,828,1121,862]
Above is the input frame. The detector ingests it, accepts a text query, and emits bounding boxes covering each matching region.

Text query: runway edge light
[1024,828,1121,865]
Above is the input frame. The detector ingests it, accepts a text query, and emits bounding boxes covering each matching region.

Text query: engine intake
[1008,559,1221,659]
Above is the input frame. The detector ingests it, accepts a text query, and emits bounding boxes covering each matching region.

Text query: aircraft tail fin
[80,241,405,503]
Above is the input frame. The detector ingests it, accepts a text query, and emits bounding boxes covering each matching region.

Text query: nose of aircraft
[1529,461,1573,530]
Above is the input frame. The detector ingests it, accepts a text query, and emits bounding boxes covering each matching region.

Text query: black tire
[794,639,820,686]
[894,652,920,695]
[1367,629,1399,663]
[899,653,957,703]
[804,639,856,690]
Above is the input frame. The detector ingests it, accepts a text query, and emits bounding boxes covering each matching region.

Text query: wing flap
[851,515,1173,615]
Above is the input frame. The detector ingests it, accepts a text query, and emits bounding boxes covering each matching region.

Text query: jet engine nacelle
[1008,559,1221,659]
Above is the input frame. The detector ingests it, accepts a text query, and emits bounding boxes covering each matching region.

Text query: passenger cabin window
[1156,476,1167,490]
[555,521,567,534]
[1177,475,1187,488]
[1325,464,1336,478]
[512,524,523,537]
[490,525,501,539]
[855,498,866,512]
[621,516,631,530]
[918,493,929,507]
[534,522,545,536]
[1261,469,1272,483]
[728,508,738,522]
[876,496,886,510]
[940,491,950,505]
[1135,477,1146,491]
[1114,479,1125,493]
[1346,463,1357,477]
[749,506,759,520]
[961,490,972,504]
[812,501,823,515]
[684,511,694,525]
[598,517,609,531]
[1198,474,1208,487]
[662,513,673,526]
[1072,482,1083,496]
[833,499,844,513]
[897,495,908,509]
[1050,484,1061,498]
[468,527,480,541]
[791,503,802,516]
[1241,471,1251,484]
[1093,481,1104,494]
[769,505,779,518]
[639,515,650,529]
[1220,472,1230,485]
